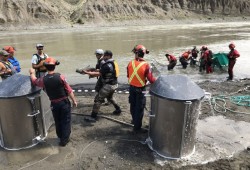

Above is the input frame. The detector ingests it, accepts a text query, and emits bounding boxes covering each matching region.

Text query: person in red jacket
[199,46,213,73]
[179,51,191,69]
[227,43,240,80]
[165,53,177,70]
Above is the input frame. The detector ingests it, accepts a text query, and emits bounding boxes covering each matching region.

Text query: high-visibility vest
[128,60,148,87]
[114,60,119,77]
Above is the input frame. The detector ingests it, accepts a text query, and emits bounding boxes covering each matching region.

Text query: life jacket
[182,52,190,60]
[169,55,177,62]
[228,49,240,60]
[101,59,118,85]
[0,61,16,79]
[128,59,148,87]
[33,53,48,71]
[43,73,67,100]
[191,49,198,58]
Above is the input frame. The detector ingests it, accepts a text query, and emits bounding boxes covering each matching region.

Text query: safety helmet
[43,57,60,66]
[132,45,149,55]
[229,43,235,49]
[104,50,113,57]
[95,49,104,55]
[36,44,44,48]
[3,46,16,53]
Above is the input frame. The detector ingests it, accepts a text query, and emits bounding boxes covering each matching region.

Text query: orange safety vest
[128,60,148,87]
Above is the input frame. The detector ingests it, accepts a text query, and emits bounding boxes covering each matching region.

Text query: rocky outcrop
[0,0,249,27]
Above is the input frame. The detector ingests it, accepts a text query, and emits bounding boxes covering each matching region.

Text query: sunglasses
[37,48,43,50]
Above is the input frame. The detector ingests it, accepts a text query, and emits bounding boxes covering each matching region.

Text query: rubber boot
[113,105,121,115]
[84,112,98,122]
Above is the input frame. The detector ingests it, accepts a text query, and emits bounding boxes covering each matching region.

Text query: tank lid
[150,75,205,101]
[0,74,41,98]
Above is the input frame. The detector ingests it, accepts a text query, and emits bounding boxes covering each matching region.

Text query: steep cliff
[0,0,249,27]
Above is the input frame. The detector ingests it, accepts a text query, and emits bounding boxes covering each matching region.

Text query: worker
[190,46,199,66]
[165,53,177,70]
[93,49,105,92]
[29,57,77,147]
[31,44,49,78]
[127,45,156,133]
[3,46,21,73]
[83,50,121,122]
[200,46,213,73]
[179,50,191,69]
[0,50,16,80]
[227,43,240,80]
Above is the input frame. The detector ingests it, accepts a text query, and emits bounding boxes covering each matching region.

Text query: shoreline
[0,16,250,31]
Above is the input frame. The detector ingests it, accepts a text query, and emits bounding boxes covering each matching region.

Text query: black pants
[179,57,188,69]
[129,86,146,130]
[51,99,71,143]
[168,61,177,70]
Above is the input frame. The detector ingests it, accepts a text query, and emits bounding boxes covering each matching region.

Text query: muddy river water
[0,22,249,84]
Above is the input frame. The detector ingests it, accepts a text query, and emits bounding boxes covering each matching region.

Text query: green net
[212,53,229,68]
[230,95,250,107]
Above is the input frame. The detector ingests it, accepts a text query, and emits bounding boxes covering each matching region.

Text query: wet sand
[0,79,249,170]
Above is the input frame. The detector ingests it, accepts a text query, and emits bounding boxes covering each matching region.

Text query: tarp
[212,53,228,67]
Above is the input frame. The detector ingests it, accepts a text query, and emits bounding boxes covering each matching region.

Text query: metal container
[147,75,204,159]
[0,74,53,150]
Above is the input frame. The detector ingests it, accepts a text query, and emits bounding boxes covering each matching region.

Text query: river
[0,22,249,85]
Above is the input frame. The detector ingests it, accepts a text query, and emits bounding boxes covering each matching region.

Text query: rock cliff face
[0,0,249,27]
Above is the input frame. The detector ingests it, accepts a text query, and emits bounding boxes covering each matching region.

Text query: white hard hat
[95,49,104,55]
[36,43,44,48]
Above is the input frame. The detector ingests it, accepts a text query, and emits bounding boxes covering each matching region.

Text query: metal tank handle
[27,96,41,117]
[27,110,40,117]
[27,95,41,137]
[143,91,155,117]
[180,100,192,156]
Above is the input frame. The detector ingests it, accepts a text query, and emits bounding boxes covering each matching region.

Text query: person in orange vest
[179,50,191,69]
[165,53,177,70]
[227,43,240,80]
[127,45,156,133]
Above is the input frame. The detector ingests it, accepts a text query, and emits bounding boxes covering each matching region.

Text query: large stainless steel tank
[0,74,53,150]
[147,75,204,159]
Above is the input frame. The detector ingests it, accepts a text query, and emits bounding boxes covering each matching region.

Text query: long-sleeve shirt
[8,57,21,73]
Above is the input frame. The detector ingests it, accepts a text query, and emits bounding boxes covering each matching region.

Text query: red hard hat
[44,57,60,66]
[229,43,235,49]
[132,45,149,54]
[3,46,15,53]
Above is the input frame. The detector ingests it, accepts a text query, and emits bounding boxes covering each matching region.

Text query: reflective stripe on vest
[128,60,147,87]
